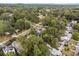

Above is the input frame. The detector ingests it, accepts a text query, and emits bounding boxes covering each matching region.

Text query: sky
[0,0,79,4]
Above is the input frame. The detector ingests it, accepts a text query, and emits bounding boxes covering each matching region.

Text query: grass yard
[62,39,77,56]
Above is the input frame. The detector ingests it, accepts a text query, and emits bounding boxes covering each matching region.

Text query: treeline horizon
[0,4,79,8]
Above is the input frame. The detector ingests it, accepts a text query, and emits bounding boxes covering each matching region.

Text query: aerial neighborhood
[0,4,79,56]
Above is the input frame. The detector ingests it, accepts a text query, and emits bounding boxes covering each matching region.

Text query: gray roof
[12,41,22,52]
[51,48,62,56]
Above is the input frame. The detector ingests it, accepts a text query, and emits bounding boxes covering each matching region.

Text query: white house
[2,45,15,54]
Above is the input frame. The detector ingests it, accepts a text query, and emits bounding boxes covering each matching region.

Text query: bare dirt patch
[0,36,11,42]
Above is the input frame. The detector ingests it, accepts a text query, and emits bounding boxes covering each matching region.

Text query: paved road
[51,20,77,56]
[0,22,42,47]
[12,22,42,38]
